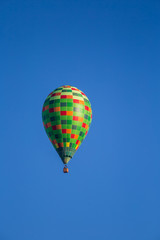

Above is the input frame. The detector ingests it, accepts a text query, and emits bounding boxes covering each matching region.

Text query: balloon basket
[63,165,69,173]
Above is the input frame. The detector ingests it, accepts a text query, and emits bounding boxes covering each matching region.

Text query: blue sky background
[0,0,160,239]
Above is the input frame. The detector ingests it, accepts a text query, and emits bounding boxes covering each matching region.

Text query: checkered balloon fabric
[42,85,92,164]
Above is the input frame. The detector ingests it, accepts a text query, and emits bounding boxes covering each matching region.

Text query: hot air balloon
[42,85,92,173]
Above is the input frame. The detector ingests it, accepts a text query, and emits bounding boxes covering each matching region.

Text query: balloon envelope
[42,85,92,164]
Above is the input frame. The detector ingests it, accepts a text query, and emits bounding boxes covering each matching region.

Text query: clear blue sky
[0,0,160,239]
